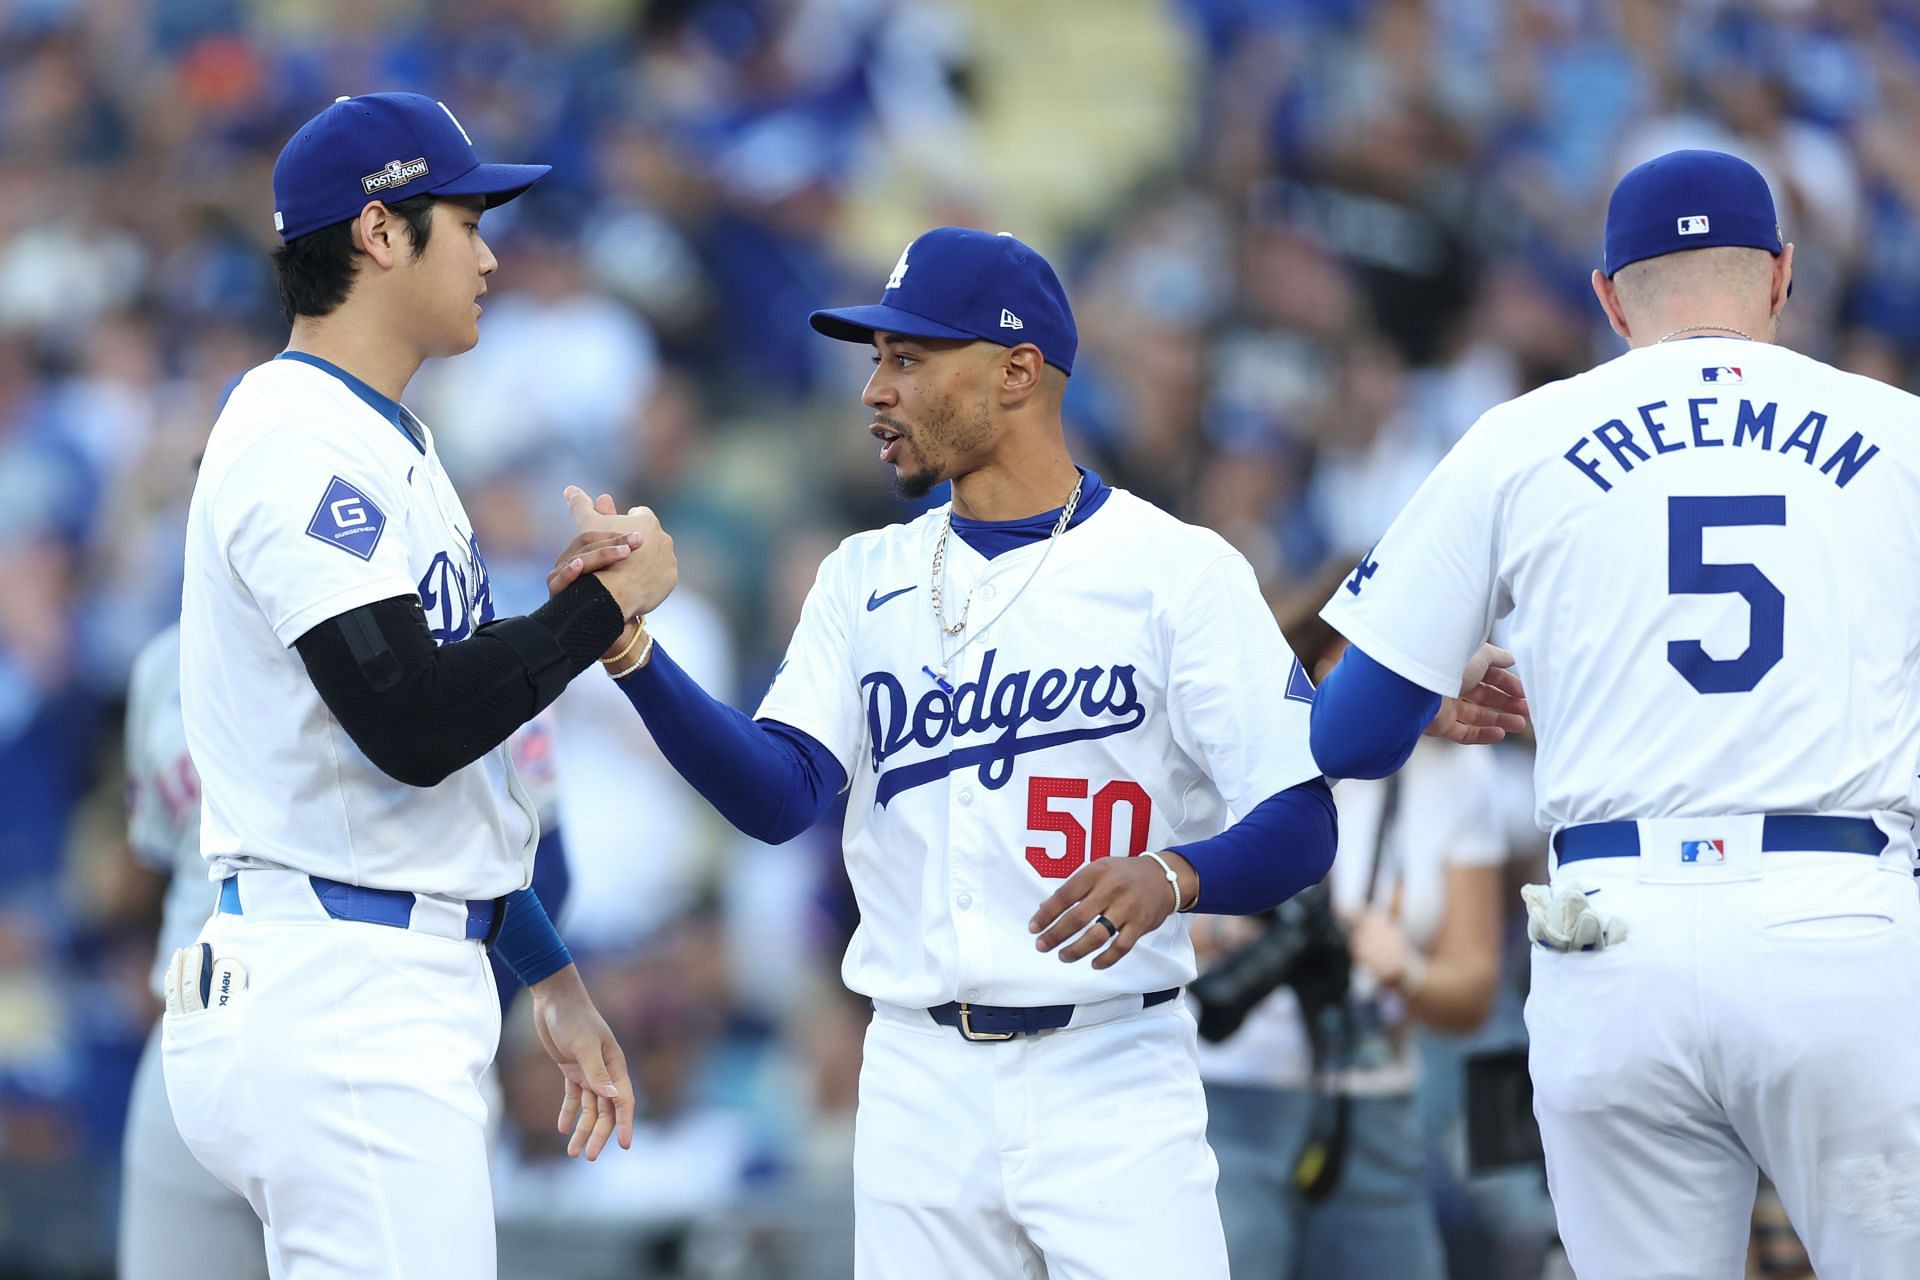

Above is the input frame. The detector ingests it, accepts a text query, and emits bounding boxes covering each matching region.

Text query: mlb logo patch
[306,476,387,561]
[1701,366,1743,383]
[1680,839,1726,864]
[1677,215,1710,235]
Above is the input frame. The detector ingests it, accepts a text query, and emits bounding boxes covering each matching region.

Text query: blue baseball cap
[272,93,551,243]
[810,227,1078,374]
[1603,150,1784,277]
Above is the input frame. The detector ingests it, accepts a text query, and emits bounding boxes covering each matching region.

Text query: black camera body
[1188,883,1352,1044]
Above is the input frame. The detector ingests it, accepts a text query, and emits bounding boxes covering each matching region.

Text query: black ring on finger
[1094,913,1119,939]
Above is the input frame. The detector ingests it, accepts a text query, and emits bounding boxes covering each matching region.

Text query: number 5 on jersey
[1026,776,1153,878]
[1667,494,1785,695]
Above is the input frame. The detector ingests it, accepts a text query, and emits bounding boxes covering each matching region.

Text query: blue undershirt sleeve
[492,886,572,987]
[615,643,848,844]
[1167,777,1337,915]
[1308,645,1443,780]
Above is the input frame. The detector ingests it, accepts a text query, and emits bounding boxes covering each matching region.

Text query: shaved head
[1611,245,1777,318]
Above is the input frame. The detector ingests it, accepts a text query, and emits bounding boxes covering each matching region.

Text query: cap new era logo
[1678,214,1710,235]
[1000,309,1023,330]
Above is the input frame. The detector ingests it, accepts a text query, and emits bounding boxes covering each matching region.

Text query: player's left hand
[1427,642,1529,745]
[528,966,635,1160]
[1029,852,1196,969]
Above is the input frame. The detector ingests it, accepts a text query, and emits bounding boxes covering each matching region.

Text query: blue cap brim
[433,162,552,209]
[809,303,980,346]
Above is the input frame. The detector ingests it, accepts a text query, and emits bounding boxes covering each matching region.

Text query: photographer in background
[1191,572,1506,1280]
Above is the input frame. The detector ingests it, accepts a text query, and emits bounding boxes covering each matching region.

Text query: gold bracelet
[599,620,645,668]
[606,630,655,680]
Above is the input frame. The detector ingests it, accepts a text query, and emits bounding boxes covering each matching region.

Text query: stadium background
[0,0,1897,1275]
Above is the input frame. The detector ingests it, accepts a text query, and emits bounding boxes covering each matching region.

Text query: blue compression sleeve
[1309,645,1443,780]
[490,829,571,1011]
[616,643,847,844]
[1167,777,1337,915]
[492,885,572,986]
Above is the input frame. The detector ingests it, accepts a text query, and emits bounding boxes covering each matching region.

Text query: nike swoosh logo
[867,585,917,612]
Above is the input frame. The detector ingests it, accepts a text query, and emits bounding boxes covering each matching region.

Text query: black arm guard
[293,575,624,787]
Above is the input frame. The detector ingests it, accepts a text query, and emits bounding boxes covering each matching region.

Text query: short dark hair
[272,194,437,324]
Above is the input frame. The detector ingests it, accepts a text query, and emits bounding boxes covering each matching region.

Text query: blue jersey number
[1666,495,1785,694]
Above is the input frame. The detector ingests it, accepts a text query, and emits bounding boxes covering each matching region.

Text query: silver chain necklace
[1657,324,1752,343]
[931,473,1083,635]
[923,473,1085,692]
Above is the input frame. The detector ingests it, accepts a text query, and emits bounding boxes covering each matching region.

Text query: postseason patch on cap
[306,476,387,561]
[363,157,430,195]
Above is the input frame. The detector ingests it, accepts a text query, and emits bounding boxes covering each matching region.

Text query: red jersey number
[1024,776,1153,879]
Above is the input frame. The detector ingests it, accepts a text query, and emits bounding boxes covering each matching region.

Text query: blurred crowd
[0,0,1890,1275]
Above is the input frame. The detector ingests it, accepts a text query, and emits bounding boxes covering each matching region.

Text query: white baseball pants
[122,1019,270,1280]
[1526,853,1920,1280]
[853,994,1228,1280]
[163,881,501,1280]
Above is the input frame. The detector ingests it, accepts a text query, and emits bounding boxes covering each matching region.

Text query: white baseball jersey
[179,354,538,898]
[1324,337,1920,847]
[757,484,1320,1008]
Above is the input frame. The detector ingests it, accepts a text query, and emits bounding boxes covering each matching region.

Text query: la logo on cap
[886,246,910,291]
[1677,215,1710,235]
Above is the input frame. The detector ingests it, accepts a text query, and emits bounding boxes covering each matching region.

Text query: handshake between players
[547,485,680,633]
[538,484,1531,966]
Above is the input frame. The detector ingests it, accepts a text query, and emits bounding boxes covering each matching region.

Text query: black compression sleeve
[293,575,626,787]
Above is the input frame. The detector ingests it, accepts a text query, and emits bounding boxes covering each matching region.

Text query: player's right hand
[562,485,679,620]
[546,530,643,597]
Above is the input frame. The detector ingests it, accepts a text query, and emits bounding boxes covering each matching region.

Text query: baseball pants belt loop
[925,988,1180,1042]
[216,869,496,941]
[1553,814,1886,863]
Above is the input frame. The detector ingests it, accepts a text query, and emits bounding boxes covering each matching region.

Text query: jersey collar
[274,351,426,454]
[949,468,1110,560]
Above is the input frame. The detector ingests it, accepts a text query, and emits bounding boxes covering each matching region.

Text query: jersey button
[957,790,974,807]
[980,585,997,601]
[957,893,973,910]
[965,988,981,1002]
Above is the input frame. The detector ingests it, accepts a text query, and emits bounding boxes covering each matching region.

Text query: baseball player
[1313,150,1920,1280]
[164,92,675,1278]
[119,625,571,1280]
[120,623,265,1280]
[555,227,1517,1278]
